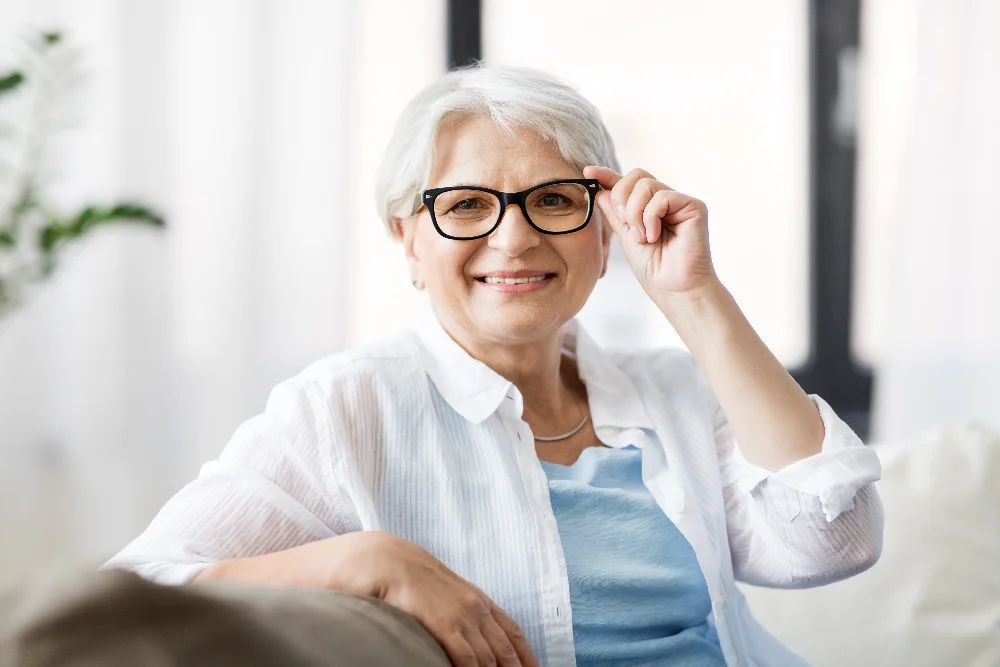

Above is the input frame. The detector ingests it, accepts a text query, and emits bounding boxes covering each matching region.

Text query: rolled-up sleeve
[101,379,349,585]
[716,394,884,589]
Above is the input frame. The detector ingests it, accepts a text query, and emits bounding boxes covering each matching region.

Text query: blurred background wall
[0,0,997,590]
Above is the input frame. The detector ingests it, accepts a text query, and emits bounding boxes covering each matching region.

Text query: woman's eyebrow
[446,181,493,188]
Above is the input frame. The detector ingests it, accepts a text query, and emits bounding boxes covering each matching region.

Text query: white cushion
[739,422,1000,667]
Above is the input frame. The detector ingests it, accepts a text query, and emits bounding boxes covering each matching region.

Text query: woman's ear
[598,209,613,271]
[394,216,415,255]
[394,215,421,278]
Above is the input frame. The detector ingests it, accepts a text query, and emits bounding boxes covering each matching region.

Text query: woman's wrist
[654,276,727,314]
[189,531,391,594]
[654,278,734,350]
[191,563,222,583]
[191,555,271,585]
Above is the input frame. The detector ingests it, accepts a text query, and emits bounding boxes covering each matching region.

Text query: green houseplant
[0,31,164,321]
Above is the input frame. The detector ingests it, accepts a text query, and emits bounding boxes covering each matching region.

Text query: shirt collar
[415,314,655,432]
[566,320,655,432]
[414,313,513,424]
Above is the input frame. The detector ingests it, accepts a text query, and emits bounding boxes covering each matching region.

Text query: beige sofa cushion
[740,423,1000,667]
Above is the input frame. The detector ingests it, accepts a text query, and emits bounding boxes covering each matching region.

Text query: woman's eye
[540,194,565,206]
[455,199,479,210]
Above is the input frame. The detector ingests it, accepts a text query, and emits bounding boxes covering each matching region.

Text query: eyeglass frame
[419,178,602,241]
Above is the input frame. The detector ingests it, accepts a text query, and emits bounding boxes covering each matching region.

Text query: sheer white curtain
[856,0,1000,442]
[0,0,442,585]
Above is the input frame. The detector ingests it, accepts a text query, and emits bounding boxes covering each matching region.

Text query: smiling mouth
[475,273,556,285]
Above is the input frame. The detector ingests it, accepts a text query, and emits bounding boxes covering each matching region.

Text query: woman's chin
[470,308,569,343]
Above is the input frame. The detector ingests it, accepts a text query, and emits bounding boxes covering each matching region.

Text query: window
[482,0,811,367]
[346,0,446,346]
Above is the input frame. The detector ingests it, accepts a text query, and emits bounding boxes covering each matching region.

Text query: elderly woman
[104,65,883,667]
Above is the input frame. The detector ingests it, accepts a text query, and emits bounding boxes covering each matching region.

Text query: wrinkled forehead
[427,114,581,192]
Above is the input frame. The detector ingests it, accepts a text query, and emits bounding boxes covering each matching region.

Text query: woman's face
[397,116,611,347]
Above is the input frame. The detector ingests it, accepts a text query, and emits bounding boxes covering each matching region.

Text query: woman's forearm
[193,531,382,596]
[655,278,825,471]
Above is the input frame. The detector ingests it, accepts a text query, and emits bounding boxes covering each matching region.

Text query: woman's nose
[487,204,540,256]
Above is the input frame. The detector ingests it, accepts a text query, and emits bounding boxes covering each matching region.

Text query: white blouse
[103,317,883,667]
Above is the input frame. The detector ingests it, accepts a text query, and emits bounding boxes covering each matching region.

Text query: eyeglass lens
[432,182,590,238]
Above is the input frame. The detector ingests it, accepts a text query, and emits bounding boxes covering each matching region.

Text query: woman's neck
[440,318,584,426]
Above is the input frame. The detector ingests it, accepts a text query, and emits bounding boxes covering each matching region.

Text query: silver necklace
[533,397,589,442]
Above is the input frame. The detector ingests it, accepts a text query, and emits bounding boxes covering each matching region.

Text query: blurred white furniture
[740,423,1000,667]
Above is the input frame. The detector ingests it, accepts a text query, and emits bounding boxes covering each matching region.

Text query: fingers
[480,615,523,667]
[582,165,621,189]
[454,594,534,667]
[641,189,678,244]
[441,632,481,667]
[491,603,540,667]
[645,189,704,231]
[588,167,674,245]
[464,628,498,667]
[419,595,499,667]
[594,189,626,238]
[585,166,626,236]
[610,168,657,223]
[626,178,666,244]
[374,545,535,667]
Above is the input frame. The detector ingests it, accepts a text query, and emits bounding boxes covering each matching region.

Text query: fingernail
[614,205,626,220]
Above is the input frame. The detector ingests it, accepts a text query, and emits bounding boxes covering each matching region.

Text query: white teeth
[483,275,548,284]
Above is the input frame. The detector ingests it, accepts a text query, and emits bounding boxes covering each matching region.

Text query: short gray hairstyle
[374,64,621,235]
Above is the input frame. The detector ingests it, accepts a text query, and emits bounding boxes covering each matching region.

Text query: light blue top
[539,444,726,667]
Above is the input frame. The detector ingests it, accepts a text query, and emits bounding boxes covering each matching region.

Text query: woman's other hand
[584,165,719,304]
[196,532,539,667]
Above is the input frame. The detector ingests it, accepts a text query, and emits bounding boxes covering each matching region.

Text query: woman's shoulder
[612,345,701,379]
[575,323,697,380]
[609,345,712,405]
[282,329,425,398]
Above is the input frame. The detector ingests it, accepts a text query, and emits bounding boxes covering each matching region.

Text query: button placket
[499,396,575,661]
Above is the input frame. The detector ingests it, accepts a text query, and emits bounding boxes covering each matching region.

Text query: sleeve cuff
[731,394,882,522]
[100,560,215,586]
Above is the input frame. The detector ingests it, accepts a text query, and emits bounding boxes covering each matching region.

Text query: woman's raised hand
[196,531,538,667]
[584,166,719,303]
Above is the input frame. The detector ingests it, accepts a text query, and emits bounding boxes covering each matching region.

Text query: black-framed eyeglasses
[420,178,601,240]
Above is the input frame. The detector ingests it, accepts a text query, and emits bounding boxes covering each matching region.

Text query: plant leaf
[38,214,65,253]
[0,71,25,95]
[37,203,165,253]
[43,32,63,45]
[71,203,166,234]
[0,230,15,248]
[99,203,165,228]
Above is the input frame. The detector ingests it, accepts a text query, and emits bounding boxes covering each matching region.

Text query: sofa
[740,423,1000,667]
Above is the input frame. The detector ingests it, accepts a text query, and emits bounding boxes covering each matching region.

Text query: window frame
[449,0,873,438]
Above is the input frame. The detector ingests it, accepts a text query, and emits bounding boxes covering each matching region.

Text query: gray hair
[374,64,621,235]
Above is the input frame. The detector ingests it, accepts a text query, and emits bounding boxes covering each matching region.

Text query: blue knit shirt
[539,445,726,667]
